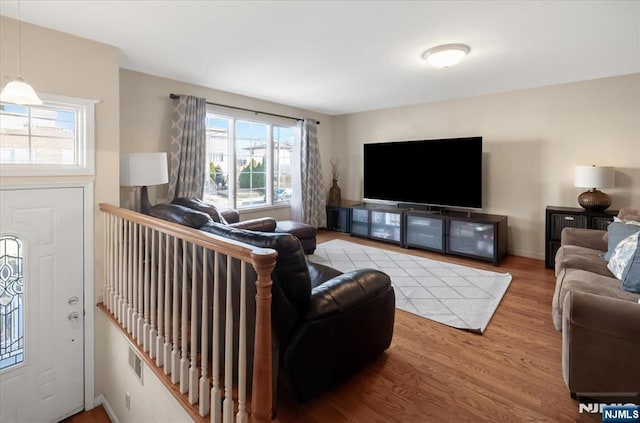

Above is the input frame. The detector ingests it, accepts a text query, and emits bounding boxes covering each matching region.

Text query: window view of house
[204,112,296,210]
[0,103,77,165]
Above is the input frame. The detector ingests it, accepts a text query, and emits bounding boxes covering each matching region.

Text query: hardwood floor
[273,230,596,423]
[72,230,599,422]
[61,405,111,423]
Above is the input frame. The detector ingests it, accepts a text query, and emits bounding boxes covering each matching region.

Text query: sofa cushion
[552,267,640,331]
[171,197,227,224]
[607,232,640,293]
[604,222,640,261]
[555,245,613,278]
[618,207,640,223]
[148,203,212,228]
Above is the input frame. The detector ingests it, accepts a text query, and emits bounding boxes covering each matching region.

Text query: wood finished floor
[69,230,597,423]
[274,230,594,423]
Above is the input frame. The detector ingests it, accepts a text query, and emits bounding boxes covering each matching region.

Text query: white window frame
[0,93,97,177]
[206,106,299,211]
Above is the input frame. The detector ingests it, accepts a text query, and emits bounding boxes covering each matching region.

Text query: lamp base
[127,185,153,213]
[577,189,611,212]
[140,186,152,214]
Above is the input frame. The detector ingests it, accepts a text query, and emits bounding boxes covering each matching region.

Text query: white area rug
[307,239,512,333]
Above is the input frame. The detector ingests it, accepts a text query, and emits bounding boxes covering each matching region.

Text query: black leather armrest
[305,269,391,320]
[228,217,277,232]
[220,208,240,224]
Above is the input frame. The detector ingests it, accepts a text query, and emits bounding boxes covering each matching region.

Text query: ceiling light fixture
[0,0,43,105]
[421,43,470,68]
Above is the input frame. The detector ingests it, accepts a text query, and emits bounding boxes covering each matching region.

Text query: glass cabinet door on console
[370,210,402,244]
[447,220,496,259]
[404,211,445,252]
[351,207,370,237]
[445,213,507,266]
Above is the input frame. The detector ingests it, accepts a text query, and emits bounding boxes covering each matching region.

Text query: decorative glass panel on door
[0,236,24,371]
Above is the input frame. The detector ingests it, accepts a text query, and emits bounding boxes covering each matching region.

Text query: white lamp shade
[574,166,614,189]
[0,77,43,105]
[120,152,169,187]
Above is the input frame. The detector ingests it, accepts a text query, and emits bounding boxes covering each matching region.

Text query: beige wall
[1,15,120,410]
[119,69,334,221]
[95,313,193,422]
[333,74,640,259]
[0,16,120,287]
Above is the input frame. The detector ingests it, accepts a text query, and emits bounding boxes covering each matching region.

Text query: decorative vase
[328,178,342,207]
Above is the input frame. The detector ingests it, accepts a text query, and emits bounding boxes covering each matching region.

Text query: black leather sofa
[148,201,396,404]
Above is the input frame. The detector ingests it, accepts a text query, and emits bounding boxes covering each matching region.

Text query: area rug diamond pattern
[307,239,512,333]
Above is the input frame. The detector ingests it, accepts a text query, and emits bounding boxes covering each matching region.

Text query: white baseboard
[95,394,120,423]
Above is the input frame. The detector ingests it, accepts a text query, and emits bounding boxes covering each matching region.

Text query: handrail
[99,203,275,262]
[98,203,276,423]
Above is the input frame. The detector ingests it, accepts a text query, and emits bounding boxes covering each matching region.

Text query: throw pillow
[614,216,640,226]
[604,222,640,261]
[607,231,640,293]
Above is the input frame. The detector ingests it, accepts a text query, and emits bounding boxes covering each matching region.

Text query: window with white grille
[0,94,96,176]
[205,109,298,210]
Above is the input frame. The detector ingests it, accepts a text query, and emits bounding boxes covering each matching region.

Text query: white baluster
[164,234,172,375]
[137,224,144,340]
[211,252,222,423]
[223,255,234,423]
[180,239,189,392]
[199,249,210,417]
[150,230,159,360]
[130,221,138,338]
[189,243,199,404]
[156,232,166,366]
[143,226,151,352]
[116,217,124,323]
[236,261,248,423]
[171,236,180,382]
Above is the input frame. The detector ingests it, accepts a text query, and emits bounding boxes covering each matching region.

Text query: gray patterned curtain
[298,119,326,227]
[167,95,207,200]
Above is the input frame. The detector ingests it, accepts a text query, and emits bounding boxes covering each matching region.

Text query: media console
[346,203,508,266]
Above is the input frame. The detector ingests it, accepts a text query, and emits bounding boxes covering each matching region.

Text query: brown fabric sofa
[551,208,640,401]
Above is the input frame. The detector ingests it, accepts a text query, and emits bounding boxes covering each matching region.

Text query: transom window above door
[0,94,96,176]
[205,109,299,211]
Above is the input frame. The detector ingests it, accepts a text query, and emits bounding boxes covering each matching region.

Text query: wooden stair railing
[99,204,277,423]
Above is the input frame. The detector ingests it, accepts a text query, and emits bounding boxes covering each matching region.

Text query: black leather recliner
[148,202,396,403]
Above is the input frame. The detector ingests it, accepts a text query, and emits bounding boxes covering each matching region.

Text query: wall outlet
[125,392,131,411]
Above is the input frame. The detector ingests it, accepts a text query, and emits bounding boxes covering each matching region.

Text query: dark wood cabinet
[545,206,617,269]
[326,206,352,233]
[349,205,508,265]
[445,212,508,266]
[350,204,403,245]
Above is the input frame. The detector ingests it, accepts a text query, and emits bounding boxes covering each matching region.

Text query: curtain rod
[169,93,320,125]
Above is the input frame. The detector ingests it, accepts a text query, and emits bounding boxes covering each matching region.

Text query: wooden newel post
[250,249,277,423]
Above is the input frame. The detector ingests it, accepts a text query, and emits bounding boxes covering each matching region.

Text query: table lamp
[574,165,614,212]
[120,152,169,213]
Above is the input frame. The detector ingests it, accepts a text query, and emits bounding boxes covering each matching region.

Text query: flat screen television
[363,136,482,209]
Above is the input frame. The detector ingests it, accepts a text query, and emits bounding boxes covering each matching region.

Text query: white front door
[0,187,85,423]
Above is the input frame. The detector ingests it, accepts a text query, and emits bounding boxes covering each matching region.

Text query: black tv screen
[363,137,482,209]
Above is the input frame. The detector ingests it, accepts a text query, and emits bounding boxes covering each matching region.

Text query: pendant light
[0,0,42,105]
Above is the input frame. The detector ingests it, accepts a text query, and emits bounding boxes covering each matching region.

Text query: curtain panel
[167,95,207,200]
[297,118,326,227]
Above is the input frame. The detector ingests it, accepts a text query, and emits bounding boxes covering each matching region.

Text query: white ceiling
[1,0,639,115]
